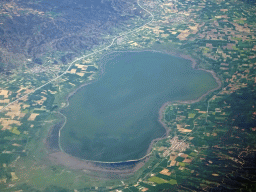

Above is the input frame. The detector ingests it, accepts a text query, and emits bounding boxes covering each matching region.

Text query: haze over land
[0,0,256,191]
[0,0,144,72]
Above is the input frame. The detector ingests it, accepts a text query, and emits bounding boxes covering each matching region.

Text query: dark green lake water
[60,51,218,162]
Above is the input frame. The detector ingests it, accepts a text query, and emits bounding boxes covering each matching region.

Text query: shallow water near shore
[60,51,218,162]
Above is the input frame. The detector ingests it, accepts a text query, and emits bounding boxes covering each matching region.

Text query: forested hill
[0,0,143,74]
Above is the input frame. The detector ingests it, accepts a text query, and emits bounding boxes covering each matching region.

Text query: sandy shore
[46,50,222,175]
[48,151,149,177]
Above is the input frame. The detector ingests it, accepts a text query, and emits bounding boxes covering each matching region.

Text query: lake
[60,51,218,162]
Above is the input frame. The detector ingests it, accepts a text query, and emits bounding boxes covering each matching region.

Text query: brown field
[5,103,26,119]
[22,104,30,109]
[70,69,76,74]
[11,172,18,181]
[75,64,88,70]
[28,113,39,121]
[183,159,192,163]
[161,34,169,38]
[177,124,192,133]
[177,29,190,40]
[169,160,176,167]
[0,99,10,103]
[160,168,172,176]
[0,118,21,130]
[76,72,85,77]
[36,96,47,105]
[0,90,9,98]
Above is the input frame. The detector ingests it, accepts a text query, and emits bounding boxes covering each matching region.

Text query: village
[0,0,256,191]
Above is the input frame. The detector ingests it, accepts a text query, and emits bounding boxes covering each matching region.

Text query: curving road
[0,0,155,113]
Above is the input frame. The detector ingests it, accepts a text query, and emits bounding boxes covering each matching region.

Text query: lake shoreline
[158,67,222,139]
[150,50,222,158]
[46,50,222,175]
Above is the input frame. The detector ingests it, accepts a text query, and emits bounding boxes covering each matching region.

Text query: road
[0,0,155,113]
